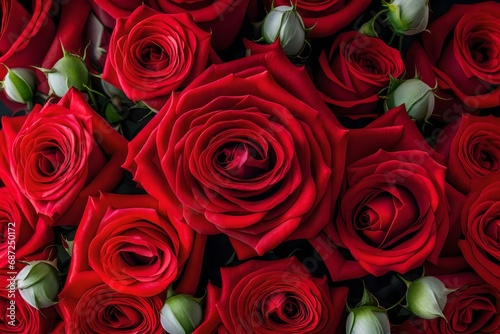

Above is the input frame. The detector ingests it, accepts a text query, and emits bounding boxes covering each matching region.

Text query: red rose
[0,187,53,269]
[124,50,348,259]
[397,273,500,334]
[0,89,128,226]
[0,271,58,333]
[435,114,500,193]
[102,6,213,111]
[406,2,500,110]
[92,0,250,50]
[59,281,164,334]
[336,149,449,276]
[315,31,405,116]
[213,257,348,333]
[265,0,371,38]
[459,175,500,290]
[0,0,56,111]
[311,107,449,280]
[70,193,193,296]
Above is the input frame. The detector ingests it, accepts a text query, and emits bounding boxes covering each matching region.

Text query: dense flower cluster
[0,0,499,333]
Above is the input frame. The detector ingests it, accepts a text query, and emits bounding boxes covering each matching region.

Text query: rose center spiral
[105,305,142,328]
[38,147,65,176]
[469,40,492,64]
[473,145,499,170]
[262,292,302,323]
[216,142,270,179]
[121,250,158,266]
[354,188,418,249]
[140,43,169,71]
[485,217,500,246]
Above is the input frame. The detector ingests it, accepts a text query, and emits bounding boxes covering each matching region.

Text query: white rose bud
[406,276,455,320]
[346,306,391,334]
[384,0,429,35]
[384,78,435,122]
[160,292,203,334]
[1,67,36,105]
[261,5,306,56]
[15,260,60,310]
[37,46,90,97]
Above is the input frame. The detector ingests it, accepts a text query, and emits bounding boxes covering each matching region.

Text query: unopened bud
[359,20,379,38]
[346,306,391,334]
[160,290,203,334]
[15,260,60,310]
[406,276,454,320]
[1,67,36,105]
[384,78,435,122]
[384,0,429,36]
[261,5,306,56]
[38,46,90,97]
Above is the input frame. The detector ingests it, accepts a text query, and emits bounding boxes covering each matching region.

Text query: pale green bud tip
[160,294,203,334]
[346,306,391,334]
[261,5,306,56]
[384,78,435,122]
[61,234,74,257]
[357,283,379,307]
[359,20,378,38]
[15,260,60,310]
[385,0,429,36]
[1,67,36,104]
[406,276,454,320]
[45,50,90,97]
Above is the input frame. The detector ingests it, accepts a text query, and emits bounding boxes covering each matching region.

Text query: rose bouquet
[0,0,499,333]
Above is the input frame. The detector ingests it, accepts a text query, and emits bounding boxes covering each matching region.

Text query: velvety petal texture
[66,193,194,297]
[102,6,212,110]
[215,257,348,333]
[92,0,250,50]
[312,107,449,280]
[61,282,164,334]
[0,187,53,269]
[406,1,500,110]
[124,50,348,259]
[0,0,55,76]
[435,114,500,193]
[0,0,56,111]
[459,175,500,290]
[315,31,405,115]
[337,149,448,276]
[0,88,128,226]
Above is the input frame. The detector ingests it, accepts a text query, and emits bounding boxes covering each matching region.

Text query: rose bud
[1,67,36,106]
[160,289,203,334]
[384,0,429,36]
[261,5,306,56]
[384,78,435,122]
[37,46,90,97]
[61,234,74,257]
[406,276,455,320]
[346,306,391,334]
[15,260,60,310]
[358,19,378,38]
